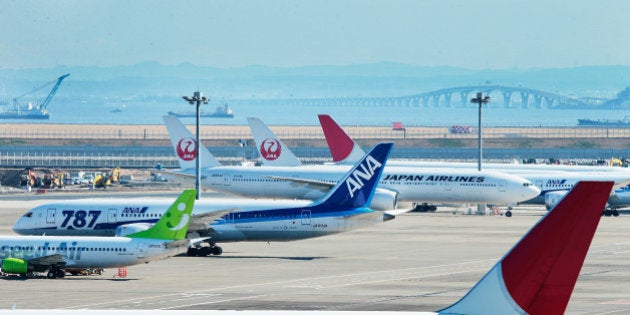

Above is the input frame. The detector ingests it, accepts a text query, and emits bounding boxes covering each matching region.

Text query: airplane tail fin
[247,117,302,166]
[163,115,221,169]
[127,189,196,241]
[318,114,366,164]
[439,181,612,315]
[315,142,393,209]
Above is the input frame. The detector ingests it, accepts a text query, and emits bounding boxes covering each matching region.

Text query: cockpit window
[23,212,33,218]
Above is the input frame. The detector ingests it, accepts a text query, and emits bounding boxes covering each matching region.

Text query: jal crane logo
[260,138,282,161]
[177,137,197,161]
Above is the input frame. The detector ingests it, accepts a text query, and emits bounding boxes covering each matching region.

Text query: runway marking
[593,306,630,314]
[161,294,273,310]
[600,300,630,305]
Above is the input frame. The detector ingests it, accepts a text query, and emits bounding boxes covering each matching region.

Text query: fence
[3,125,630,141]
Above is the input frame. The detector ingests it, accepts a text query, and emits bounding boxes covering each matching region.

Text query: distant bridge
[247,86,589,109]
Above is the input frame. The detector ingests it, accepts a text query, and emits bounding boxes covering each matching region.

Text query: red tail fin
[502,181,612,314]
[440,181,612,315]
[318,114,355,162]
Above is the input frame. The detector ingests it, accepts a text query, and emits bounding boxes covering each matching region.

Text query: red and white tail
[247,117,302,166]
[439,181,612,315]
[163,115,221,170]
[318,114,366,164]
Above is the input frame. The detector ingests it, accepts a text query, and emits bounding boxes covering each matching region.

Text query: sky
[2,0,630,70]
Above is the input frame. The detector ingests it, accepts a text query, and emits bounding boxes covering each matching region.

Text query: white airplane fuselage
[13,199,390,242]
[192,165,539,205]
[206,207,387,242]
[14,198,307,236]
[0,235,184,269]
[354,161,630,206]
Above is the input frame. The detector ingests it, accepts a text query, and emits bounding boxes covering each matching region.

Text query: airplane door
[499,180,507,192]
[223,175,232,186]
[226,212,234,224]
[301,210,311,225]
[108,209,117,223]
[46,208,56,224]
[137,242,148,259]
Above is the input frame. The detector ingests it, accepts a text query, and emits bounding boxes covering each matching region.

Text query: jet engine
[544,190,569,210]
[369,188,398,210]
[1,257,31,275]
[115,223,154,237]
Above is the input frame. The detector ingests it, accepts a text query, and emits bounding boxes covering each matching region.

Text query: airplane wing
[157,168,207,180]
[266,176,334,192]
[165,237,211,249]
[188,208,238,231]
[28,254,67,271]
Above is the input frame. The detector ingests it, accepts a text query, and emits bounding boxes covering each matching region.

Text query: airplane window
[23,212,33,218]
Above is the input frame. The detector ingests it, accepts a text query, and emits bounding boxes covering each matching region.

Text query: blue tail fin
[317,142,393,209]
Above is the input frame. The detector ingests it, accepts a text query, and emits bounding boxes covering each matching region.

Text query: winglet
[439,181,613,315]
[247,117,302,166]
[127,189,197,240]
[316,142,393,209]
[318,114,366,164]
[163,115,221,169]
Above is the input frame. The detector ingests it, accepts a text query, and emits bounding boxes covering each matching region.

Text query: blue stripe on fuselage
[213,207,372,225]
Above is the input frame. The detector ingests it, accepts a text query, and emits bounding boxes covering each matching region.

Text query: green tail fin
[127,189,196,240]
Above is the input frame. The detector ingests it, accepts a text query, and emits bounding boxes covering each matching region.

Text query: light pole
[470,92,490,171]
[470,92,490,215]
[183,91,208,200]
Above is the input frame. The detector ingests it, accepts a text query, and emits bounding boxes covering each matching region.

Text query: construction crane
[5,73,69,119]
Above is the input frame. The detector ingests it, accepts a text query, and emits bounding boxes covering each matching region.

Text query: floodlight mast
[182,91,208,200]
[470,92,490,171]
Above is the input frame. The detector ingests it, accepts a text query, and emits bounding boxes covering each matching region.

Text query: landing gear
[505,210,513,217]
[412,203,437,212]
[602,208,620,217]
[211,246,223,256]
[47,268,65,279]
[187,242,223,257]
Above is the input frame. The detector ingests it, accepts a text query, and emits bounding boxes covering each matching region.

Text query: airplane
[15,143,397,257]
[4,181,614,313]
[164,115,541,211]
[318,114,630,215]
[0,190,197,279]
[319,114,630,174]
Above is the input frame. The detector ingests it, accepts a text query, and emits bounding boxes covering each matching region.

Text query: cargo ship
[168,103,234,118]
[0,104,50,119]
[0,73,69,120]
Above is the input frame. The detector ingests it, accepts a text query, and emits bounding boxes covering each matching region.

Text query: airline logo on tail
[345,155,383,198]
[260,138,282,161]
[177,137,197,161]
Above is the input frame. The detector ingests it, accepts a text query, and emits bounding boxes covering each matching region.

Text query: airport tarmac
[0,192,629,314]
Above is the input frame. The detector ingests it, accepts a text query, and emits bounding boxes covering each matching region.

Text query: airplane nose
[527,185,542,199]
[12,222,26,235]
[383,213,395,222]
